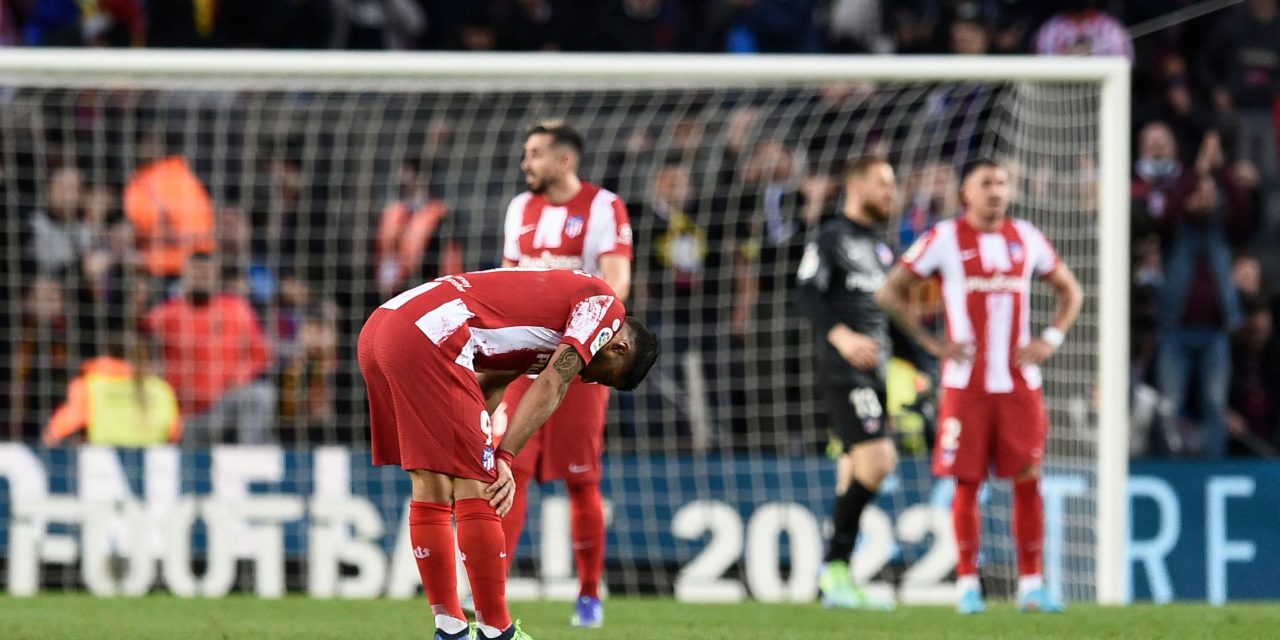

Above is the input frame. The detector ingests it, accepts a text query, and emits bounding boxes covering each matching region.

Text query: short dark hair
[617,316,659,392]
[527,120,584,157]
[843,154,890,181]
[960,157,1002,183]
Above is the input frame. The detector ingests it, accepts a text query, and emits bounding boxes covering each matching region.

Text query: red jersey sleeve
[560,293,626,365]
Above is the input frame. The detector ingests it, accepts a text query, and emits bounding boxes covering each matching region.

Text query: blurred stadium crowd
[1,0,1279,458]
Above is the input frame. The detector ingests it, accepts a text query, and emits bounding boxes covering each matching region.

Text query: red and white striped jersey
[503,181,633,276]
[376,269,626,374]
[900,217,1060,394]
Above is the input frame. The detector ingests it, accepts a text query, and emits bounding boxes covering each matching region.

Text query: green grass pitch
[2,595,1277,639]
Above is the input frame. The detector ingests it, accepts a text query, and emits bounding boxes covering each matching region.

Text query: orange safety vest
[124,156,215,277]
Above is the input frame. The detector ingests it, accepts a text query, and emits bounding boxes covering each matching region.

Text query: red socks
[951,478,1044,580]
[455,498,512,631]
[408,501,465,621]
[568,482,605,599]
[1013,477,1044,577]
[501,468,534,571]
[952,480,981,578]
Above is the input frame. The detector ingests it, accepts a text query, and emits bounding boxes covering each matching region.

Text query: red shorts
[359,309,497,482]
[499,376,609,484]
[932,386,1048,482]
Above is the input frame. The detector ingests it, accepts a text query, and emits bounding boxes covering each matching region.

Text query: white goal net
[0,52,1128,604]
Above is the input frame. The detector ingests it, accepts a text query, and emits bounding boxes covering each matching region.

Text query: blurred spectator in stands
[498,0,566,51]
[418,0,470,49]
[725,0,821,53]
[332,0,426,49]
[23,0,144,47]
[1131,121,1182,246]
[1197,0,1280,241]
[79,182,137,323]
[826,0,890,53]
[635,157,708,320]
[375,158,461,298]
[44,328,181,447]
[272,270,312,368]
[124,129,215,287]
[279,303,340,443]
[989,0,1041,55]
[1228,292,1279,456]
[459,12,499,51]
[897,159,957,250]
[144,252,275,445]
[1156,130,1255,458]
[948,4,992,55]
[889,1,942,54]
[589,0,666,51]
[724,138,824,340]
[28,164,85,276]
[147,0,218,47]
[8,276,74,441]
[631,156,714,440]
[1129,124,1180,429]
[1034,0,1132,59]
[1138,54,1212,168]
[798,82,878,177]
[0,0,22,45]
[213,0,334,48]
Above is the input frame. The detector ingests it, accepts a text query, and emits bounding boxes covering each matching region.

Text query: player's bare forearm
[497,346,581,457]
[476,370,523,415]
[876,266,940,356]
[1045,263,1083,334]
[600,254,632,301]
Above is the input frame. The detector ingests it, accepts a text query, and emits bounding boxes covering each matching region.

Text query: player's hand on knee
[486,459,516,516]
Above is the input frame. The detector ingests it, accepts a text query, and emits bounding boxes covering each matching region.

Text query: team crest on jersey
[590,327,614,355]
[875,242,894,266]
[1009,241,1024,263]
[565,216,585,238]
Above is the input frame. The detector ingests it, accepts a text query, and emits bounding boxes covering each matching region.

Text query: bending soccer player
[795,156,899,610]
[876,159,1083,614]
[498,121,632,628]
[359,269,658,640]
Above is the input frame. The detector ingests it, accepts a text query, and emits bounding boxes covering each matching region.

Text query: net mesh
[0,64,1101,602]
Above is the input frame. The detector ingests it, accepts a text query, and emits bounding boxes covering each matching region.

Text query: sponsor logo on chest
[964,274,1024,293]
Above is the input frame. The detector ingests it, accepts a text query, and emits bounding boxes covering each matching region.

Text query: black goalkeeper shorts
[825,380,889,454]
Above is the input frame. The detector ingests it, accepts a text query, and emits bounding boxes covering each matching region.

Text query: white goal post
[0,50,1129,605]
